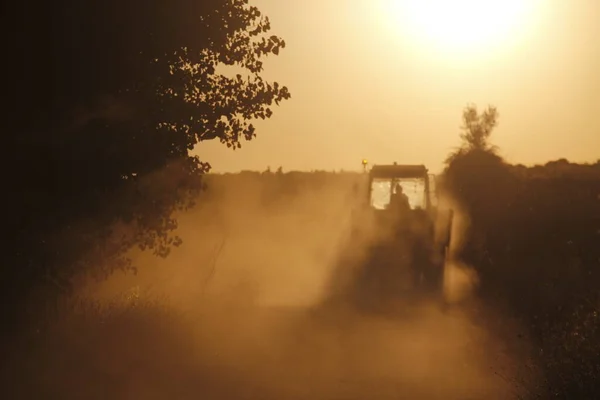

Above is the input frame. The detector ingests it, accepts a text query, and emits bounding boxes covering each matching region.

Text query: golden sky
[197,0,599,173]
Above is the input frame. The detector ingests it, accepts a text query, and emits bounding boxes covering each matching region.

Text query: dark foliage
[444,105,600,398]
[4,0,290,332]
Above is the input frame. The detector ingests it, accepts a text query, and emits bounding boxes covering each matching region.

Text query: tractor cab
[360,163,440,236]
[367,163,436,213]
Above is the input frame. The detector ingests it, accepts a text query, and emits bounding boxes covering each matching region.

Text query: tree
[442,105,518,277]
[4,0,291,327]
[445,104,499,165]
[444,104,508,194]
[460,104,498,151]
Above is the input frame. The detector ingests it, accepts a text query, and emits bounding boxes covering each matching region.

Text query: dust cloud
[439,199,481,305]
[66,174,523,399]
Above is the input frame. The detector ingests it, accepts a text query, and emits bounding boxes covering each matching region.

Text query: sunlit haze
[383,0,538,53]
[197,0,599,173]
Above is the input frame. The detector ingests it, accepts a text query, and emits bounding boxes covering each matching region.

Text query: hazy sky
[197,0,599,173]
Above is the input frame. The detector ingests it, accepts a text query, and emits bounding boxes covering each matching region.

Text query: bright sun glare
[384,0,537,55]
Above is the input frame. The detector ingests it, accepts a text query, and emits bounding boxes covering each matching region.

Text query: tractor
[327,162,453,312]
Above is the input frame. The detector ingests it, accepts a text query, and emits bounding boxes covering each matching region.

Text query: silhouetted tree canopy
[445,104,499,164]
[443,105,515,216]
[5,0,290,326]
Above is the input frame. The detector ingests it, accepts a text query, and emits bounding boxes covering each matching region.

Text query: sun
[383,0,536,55]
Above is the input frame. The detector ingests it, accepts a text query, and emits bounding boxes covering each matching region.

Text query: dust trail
[439,197,480,305]
[54,173,523,399]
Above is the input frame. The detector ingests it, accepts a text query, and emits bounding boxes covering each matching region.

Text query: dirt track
[67,176,527,399]
[170,299,519,400]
